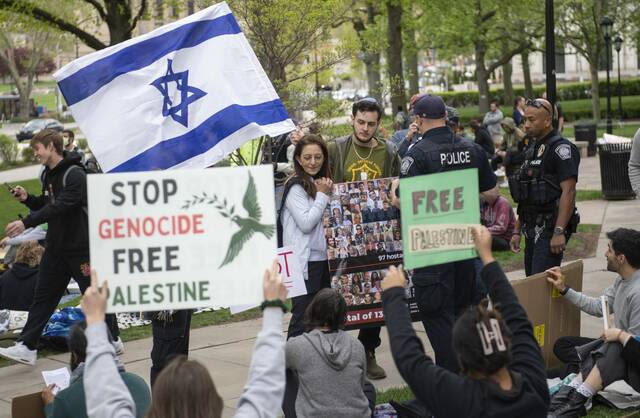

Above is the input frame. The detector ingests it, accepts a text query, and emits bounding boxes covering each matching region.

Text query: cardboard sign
[88,165,277,313]
[12,392,45,418]
[511,260,583,368]
[230,246,306,314]
[400,168,480,269]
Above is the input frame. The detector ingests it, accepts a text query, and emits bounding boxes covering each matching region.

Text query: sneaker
[549,385,575,412]
[113,337,125,355]
[366,350,386,380]
[549,390,589,417]
[0,341,37,365]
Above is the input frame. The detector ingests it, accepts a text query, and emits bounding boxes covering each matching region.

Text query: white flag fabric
[53,2,294,172]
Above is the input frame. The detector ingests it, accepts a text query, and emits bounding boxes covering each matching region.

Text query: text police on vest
[440,150,470,166]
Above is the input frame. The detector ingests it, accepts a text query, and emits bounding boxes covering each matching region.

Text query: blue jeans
[523,228,563,276]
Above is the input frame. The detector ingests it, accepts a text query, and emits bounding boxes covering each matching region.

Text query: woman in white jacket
[280,134,333,339]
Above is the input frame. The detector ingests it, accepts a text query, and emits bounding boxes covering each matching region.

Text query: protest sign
[88,165,277,313]
[400,168,480,269]
[324,178,403,273]
[230,246,306,314]
[324,177,419,329]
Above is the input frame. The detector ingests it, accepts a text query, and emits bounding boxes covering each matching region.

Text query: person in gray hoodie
[547,228,640,417]
[286,288,373,418]
[80,262,288,418]
[628,128,640,196]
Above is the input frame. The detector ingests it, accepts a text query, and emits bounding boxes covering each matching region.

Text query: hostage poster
[324,178,419,329]
[87,165,277,313]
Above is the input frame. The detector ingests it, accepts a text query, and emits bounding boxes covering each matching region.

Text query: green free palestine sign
[400,168,480,269]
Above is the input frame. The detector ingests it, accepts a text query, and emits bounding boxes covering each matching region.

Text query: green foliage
[440,79,640,108]
[0,134,18,164]
[77,138,88,151]
[0,178,41,239]
[20,145,37,163]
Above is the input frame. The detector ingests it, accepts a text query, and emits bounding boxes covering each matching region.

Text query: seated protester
[81,262,287,418]
[547,228,640,380]
[381,226,549,418]
[470,119,495,160]
[480,187,516,251]
[41,321,150,418]
[0,241,43,311]
[0,224,46,265]
[285,288,373,417]
[547,228,640,417]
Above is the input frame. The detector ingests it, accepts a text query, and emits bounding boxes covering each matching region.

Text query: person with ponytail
[380,226,549,418]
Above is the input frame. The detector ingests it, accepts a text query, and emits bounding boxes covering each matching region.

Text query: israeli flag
[53,2,294,172]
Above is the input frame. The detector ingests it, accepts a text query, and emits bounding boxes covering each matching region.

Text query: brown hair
[146,356,223,418]
[304,288,346,332]
[288,134,331,199]
[30,129,63,155]
[14,241,43,268]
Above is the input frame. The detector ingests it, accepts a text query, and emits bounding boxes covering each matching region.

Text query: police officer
[397,95,497,373]
[509,98,580,276]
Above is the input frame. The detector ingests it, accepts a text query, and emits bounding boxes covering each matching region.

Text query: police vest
[417,133,478,175]
[508,133,563,210]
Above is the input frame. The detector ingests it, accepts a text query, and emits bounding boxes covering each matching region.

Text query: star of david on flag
[53,2,294,173]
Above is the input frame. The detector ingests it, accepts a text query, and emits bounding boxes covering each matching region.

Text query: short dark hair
[68,321,88,370]
[352,98,383,121]
[453,300,512,376]
[62,129,75,140]
[30,129,63,155]
[514,96,523,107]
[469,119,482,131]
[304,288,346,331]
[606,228,640,268]
[490,100,499,106]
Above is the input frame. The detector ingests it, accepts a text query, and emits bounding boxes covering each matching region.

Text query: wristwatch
[559,285,570,296]
[553,226,565,236]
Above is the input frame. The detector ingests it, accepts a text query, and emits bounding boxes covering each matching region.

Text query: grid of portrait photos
[323,178,402,273]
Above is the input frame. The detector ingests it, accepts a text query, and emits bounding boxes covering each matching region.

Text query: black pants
[150,309,193,388]
[358,326,381,352]
[20,250,119,350]
[524,228,564,276]
[413,259,476,373]
[284,261,330,418]
[550,336,596,378]
[492,236,510,251]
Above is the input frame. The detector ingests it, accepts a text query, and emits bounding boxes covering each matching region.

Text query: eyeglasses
[525,98,552,116]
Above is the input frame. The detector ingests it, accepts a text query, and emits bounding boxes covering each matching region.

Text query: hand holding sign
[264,259,287,302]
[82,270,108,326]
[545,267,566,293]
[471,226,494,265]
[381,265,407,291]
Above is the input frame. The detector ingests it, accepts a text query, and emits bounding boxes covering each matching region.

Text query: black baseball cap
[413,94,446,119]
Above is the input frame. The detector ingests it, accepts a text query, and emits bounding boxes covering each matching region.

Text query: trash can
[598,142,636,200]
[574,122,597,156]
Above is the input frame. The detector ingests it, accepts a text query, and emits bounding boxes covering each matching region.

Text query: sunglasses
[525,98,553,116]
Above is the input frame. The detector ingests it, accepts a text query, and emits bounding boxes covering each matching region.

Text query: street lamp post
[614,36,623,120]
[601,16,613,134]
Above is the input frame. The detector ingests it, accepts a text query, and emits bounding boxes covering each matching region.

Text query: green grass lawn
[376,386,637,417]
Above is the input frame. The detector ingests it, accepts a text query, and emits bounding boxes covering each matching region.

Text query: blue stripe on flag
[58,14,241,106]
[109,99,289,172]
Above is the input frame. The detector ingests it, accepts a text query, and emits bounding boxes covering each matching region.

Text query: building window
[542,44,566,74]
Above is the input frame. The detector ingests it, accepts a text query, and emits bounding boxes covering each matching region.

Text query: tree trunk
[16,81,32,120]
[105,0,134,45]
[386,0,406,113]
[502,60,514,108]
[475,45,490,114]
[588,60,601,121]
[365,52,382,104]
[404,27,419,96]
[521,50,533,98]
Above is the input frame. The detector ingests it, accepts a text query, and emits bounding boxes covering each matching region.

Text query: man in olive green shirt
[327,98,401,380]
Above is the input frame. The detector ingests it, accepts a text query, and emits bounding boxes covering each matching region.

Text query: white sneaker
[113,337,125,355]
[0,341,37,365]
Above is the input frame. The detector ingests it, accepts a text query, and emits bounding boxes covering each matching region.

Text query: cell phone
[3,182,14,192]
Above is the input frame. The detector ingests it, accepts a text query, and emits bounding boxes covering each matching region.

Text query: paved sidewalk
[1,198,638,417]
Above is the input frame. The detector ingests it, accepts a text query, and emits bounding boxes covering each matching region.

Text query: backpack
[83,155,103,174]
[38,307,85,352]
[276,177,303,247]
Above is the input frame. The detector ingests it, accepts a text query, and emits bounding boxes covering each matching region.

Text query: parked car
[16,118,64,141]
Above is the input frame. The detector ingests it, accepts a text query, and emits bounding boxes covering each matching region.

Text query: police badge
[555,144,571,160]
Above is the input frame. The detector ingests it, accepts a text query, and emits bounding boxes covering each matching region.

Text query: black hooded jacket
[0,263,38,310]
[22,153,89,255]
